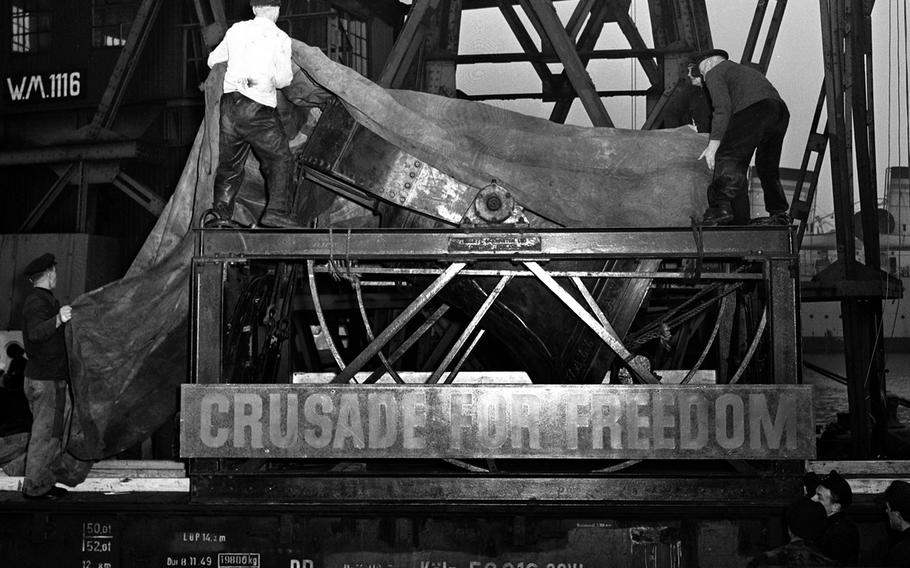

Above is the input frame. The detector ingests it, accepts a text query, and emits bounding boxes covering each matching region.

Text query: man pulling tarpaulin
[0,37,711,469]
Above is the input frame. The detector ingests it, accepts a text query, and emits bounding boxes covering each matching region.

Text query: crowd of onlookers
[748,470,910,566]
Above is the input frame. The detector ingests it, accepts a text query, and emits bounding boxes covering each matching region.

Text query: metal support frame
[192,472,803,506]
[187,226,802,502]
[814,0,887,458]
[88,0,163,136]
[18,0,163,233]
[642,0,713,129]
[378,0,443,88]
[741,0,788,73]
[112,172,167,216]
[192,227,798,386]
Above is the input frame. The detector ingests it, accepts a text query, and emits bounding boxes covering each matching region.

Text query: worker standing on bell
[692,49,791,226]
[207,0,299,228]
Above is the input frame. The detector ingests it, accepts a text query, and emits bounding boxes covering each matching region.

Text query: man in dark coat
[747,497,835,567]
[692,49,790,226]
[878,480,910,566]
[20,253,89,499]
[812,469,860,565]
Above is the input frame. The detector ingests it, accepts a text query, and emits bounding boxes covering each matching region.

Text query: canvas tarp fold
[2,40,711,469]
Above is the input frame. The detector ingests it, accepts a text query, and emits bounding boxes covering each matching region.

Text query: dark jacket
[817,510,860,566]
[663,83,712,133]
[885,527,910,567]
[22,287,68,381]
[747,539,836,567]
[704,59,784,142]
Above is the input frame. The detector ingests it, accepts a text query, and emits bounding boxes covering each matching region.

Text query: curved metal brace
[729,308,769,385]
[680,286,737,385]
[569,275,653,383]
[525,261,659,384]
[306,259,346,371]
[352,278,404,384]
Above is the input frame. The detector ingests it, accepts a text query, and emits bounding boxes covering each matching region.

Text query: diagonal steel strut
[332,262,467,383]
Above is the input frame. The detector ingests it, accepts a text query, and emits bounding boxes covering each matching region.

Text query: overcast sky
[454,1,910,222]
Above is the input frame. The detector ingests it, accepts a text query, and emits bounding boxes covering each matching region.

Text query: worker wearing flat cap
[811,469,860,565]
[691,49,790,226]
[207,0,300,228]
[19,253,75,499]
[878,480,910,566]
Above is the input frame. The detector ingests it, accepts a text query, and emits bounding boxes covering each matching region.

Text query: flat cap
[818,469,853,508]
[878,480,910,518]
[691,49,729,67]
[250,0,281,6]
[23,253,55,278]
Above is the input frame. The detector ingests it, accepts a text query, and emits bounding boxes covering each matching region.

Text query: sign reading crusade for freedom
[179,385,815,460]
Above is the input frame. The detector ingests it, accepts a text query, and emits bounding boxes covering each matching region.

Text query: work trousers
[708,98,790,218]
[22,377,69,496]
[213,91,294,216]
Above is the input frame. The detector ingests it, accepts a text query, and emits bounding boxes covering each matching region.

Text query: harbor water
[803,350,910,428]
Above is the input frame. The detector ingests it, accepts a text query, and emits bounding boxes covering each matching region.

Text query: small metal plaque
[180,384,814,460]
[448,235,542,253]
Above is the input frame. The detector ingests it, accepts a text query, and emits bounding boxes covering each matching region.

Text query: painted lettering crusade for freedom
[180,385,814,460]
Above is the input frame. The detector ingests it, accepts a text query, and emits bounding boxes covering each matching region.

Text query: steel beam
[331,262,467,383]
[0,141,157,166]
[192,474,803,506]
[198,228,794,261]
[88,0,162,135]
[496,0,556,91]
[525,261,659,383]
[741,0,788,73]
[112,171,166,216]
[378,0,442,88]
[817,0,886,457]
[192,260,225,384]
[521,0,613,126]
[17,163,78,232]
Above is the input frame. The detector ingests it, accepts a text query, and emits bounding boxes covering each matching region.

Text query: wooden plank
[806,460,910,475]
[88,460,186,478]
[0,476,188,493]
[0,460,188,492]
[181,384,815,460]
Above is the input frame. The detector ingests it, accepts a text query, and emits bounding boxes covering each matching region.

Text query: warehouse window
[11,0,52,54]
[277,2,369,76]
[92,0,139,47]
[331,10,368,76]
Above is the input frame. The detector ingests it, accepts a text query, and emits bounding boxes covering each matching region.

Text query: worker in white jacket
[207,0,298,228]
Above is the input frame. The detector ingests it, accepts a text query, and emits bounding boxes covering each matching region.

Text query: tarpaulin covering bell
[0,40,711,475]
